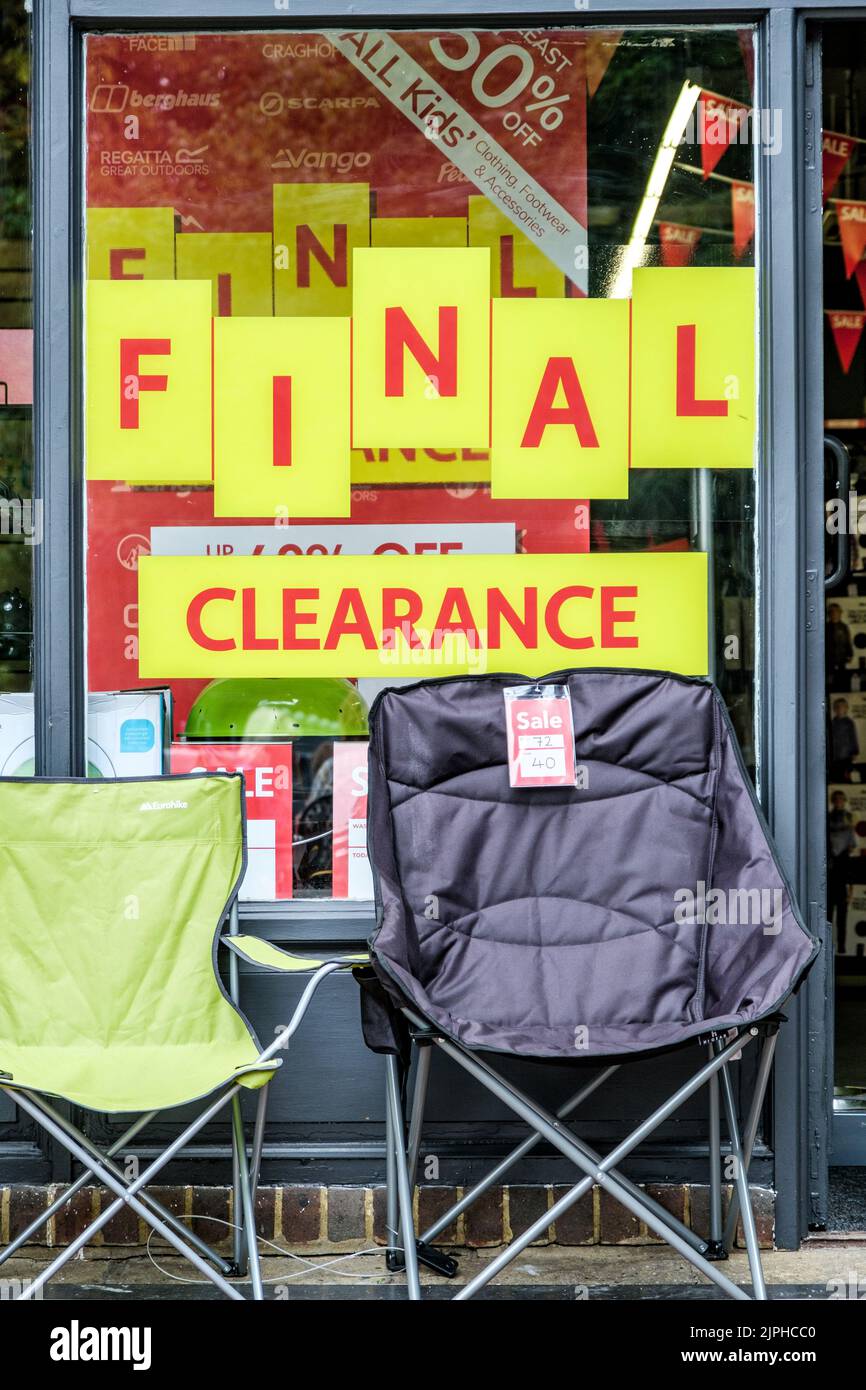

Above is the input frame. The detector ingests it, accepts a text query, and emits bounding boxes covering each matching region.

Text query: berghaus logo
[139,799,188,812]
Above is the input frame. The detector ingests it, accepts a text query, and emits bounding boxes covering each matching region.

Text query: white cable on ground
[142,1212,414,1288]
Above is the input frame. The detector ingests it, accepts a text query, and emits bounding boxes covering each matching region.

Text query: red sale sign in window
[170,743,293,900]
[332,741,373,900]
[504,685,577,789]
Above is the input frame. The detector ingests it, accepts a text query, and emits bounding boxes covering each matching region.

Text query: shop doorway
[821,20,866,1193]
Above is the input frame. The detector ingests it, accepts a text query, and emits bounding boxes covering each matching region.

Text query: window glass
[83,26,757,900]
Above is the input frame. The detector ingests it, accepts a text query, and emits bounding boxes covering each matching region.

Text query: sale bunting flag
[657,222,702,268]
[823,131,857,204]
[834,199,866,278]
[699,92,749,180]
[827,310,866,376]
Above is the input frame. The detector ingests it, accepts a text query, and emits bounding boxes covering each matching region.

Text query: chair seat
[365,671,818,1060]
[374,951,774,1058]
[0,1040,278,1113]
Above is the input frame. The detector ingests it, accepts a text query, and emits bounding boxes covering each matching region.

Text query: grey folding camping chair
[357,670,819,1301]
[0,772,361,1301]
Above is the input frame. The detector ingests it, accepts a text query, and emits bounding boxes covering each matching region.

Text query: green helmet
[183,678,369,740]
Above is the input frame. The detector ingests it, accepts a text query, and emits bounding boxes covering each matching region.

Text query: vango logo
[139,800,189,812]
[271,147,372,172]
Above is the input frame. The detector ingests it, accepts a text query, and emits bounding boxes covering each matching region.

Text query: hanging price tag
[504,684,577,789]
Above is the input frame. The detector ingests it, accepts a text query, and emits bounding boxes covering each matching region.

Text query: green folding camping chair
[0,773,362,1301]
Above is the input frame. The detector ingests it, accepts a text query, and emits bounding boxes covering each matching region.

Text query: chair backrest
[0,773,249,1057]
[366,671,817,1057]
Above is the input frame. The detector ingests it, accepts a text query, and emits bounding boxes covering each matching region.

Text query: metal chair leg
[392,1041,457,1279]
[226,902,246,1277]
[406,1041,432,1191]
[384,1057,400,1271]
[718,1060,768,1300]
[250,1085,268,1201]
[706,1065,726,1259]
[231,1096,246,1277]
[724,1031,778,1253]
[232,1095,264,1301]
[0,1110,155,1269]
[10,1084,247,1302]
[385,1053,421,1300]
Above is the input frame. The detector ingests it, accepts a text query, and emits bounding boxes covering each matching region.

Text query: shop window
[83,26,757,901]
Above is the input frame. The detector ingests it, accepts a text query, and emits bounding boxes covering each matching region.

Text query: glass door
[822,20,866,1187]
[72,12,787,1207]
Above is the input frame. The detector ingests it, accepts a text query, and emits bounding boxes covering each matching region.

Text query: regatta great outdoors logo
[49,1320,152,1371]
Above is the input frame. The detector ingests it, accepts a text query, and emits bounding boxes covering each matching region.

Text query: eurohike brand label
[137,551,708,679]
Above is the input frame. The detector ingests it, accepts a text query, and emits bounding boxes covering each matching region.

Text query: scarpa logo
[139,799,188,812]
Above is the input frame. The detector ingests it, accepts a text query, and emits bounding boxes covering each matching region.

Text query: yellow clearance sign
[631,267,756,470]
[138,552,708,679]
[351,246,491,450]
[86,279,212,485]
[491,298,630,500]
[214,316,351,519]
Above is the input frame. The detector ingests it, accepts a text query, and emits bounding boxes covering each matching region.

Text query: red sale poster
[170,741,293,900]
[332,741,372,900]
[85,29,587,280]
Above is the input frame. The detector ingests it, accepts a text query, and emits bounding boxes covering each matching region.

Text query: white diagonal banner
[332,30,588,293]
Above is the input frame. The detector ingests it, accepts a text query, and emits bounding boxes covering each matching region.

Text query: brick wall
[1,1182,775,1251]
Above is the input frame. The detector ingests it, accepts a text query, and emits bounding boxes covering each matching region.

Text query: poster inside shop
[828,782,866,958]
[331,742,373,900]
[840,887,866,959]
[86,30,588,293]
[170,742,293,901]
[829,782,866,855]
[829,689,866,782]
[828,596,866,684]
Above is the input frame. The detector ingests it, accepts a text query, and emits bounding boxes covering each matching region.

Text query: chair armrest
[221,933,368,975]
